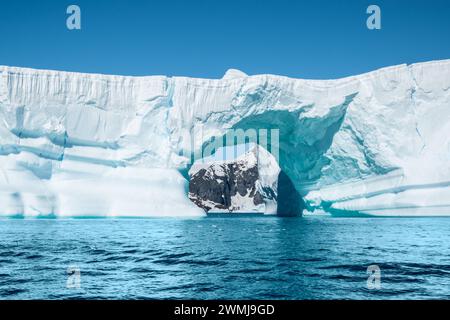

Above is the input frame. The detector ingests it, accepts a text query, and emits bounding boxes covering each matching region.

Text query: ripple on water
[0,217,449,299]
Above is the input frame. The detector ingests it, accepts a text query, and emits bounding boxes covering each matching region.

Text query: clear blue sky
[0,0,449,79]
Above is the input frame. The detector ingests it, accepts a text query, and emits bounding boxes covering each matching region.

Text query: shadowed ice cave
[186,95,354,215]
[277,171,304,216]
[229,97,354,196]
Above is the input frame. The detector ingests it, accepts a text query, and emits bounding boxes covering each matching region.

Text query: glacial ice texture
[0,59,449,217]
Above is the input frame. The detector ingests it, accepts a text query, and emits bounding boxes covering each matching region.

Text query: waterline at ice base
[0,60,449,218]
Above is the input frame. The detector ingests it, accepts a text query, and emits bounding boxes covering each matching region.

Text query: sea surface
[0,217,449,300]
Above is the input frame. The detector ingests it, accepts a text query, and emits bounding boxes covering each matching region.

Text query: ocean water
[0,217,449,300]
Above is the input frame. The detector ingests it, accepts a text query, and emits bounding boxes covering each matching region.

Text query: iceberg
[0,59,449,217]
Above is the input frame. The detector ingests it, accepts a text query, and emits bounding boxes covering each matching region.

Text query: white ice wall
[0,59,449,217]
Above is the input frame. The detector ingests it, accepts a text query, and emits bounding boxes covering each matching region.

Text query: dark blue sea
[0,217,449,299]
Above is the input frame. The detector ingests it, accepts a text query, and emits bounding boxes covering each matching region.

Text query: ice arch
[1,61,449,216]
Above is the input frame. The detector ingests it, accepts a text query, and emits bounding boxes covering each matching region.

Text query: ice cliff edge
[1,59,449,217]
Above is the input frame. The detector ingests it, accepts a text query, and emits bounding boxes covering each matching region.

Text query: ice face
[0,59,449,217]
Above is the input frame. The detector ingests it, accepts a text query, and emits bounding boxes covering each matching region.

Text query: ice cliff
[0,59,449,217]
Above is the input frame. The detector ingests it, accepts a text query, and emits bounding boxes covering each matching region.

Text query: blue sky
[0,0,449,79]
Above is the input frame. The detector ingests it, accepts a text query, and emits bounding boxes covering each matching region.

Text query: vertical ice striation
[0,59,449,217]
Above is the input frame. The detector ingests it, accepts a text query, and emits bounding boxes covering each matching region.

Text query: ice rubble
[0,59,449,217]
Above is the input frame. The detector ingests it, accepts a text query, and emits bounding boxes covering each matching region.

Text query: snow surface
[1,60,449,217]
[189,143,280,214]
